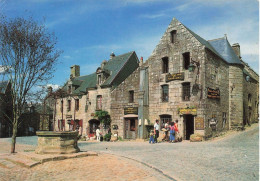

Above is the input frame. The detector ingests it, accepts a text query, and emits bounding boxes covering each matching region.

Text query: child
[149,130,155,144]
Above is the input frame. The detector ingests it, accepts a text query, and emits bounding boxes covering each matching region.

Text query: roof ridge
[208,37,226,42]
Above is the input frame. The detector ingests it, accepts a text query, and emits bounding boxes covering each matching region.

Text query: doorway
[124,118,137,139]
[184,114,194,140]
[89,119,100,137]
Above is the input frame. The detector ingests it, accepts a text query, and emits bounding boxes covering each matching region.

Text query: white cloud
[139,13,166,19]
[63,55,72,59]
[46,84,60,91]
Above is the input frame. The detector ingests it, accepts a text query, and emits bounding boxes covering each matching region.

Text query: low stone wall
[35,131,80,154]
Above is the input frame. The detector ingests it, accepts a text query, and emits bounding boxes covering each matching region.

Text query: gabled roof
[69,51,138,94]
[183,25,242,65]
[208,37,242,65]
[183,25,223,59]
[102,51,135,86]
[0,81,8,94]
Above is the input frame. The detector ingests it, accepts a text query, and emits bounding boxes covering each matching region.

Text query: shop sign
[207,88,220,99]
[66,115,72,119]
[124,107,138,115]
[166,72,184,82]
[178,108,197,115]
[195,117,204,130]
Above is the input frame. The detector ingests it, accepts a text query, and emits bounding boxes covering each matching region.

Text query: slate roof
[0,81,8,94]
[208,37,242,65]
[68,51,138,95]
[183,24,242,65]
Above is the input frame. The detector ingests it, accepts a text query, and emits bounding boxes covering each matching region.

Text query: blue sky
[1,0,259,88]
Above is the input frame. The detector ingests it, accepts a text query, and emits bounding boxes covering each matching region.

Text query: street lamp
[188,58,200,72]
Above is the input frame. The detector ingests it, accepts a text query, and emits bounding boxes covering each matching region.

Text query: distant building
[54,18,259,140]
[0,81,12,138]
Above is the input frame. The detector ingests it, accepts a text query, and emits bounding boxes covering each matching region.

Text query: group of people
[149,119,180,144]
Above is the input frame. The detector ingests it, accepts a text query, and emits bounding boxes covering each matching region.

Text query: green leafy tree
[95,110,111,126]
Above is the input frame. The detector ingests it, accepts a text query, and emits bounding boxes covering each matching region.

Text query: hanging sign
[124,107,138,115]
[207,88,220,99]
[178,108,197,115]
[195,117,204,130]
[66,115,72,119]
[166,72,184,82]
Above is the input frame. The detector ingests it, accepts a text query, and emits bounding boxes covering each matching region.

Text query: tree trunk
[11,122,17,153]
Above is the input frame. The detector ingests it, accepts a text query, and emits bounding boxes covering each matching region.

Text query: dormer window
[170,30,177,43]
[98,74,102,85]
[68,86,72,94]
[162,57,169,73]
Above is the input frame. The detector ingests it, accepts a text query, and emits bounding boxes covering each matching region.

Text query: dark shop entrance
[184,114,194,140]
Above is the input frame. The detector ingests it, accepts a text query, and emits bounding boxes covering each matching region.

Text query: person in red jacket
[174,120,179,133]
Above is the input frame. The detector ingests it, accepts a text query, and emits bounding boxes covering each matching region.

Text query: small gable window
[170,30,177,43]
[68,86,72,94]
[183,52,190,70]
[129,90,134,103]
[162,57,169,73]
[98,74,102,85]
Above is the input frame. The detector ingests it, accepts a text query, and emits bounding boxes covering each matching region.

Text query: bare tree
[0,16,62,153]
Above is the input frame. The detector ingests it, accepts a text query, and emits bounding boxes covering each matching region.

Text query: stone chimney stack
[110,52,115,59]
[101,60,107,69]
[232,43,241,59]
[70,65,80,79]
[139,57,143,66]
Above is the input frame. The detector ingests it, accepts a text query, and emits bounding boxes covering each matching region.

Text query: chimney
[110,52,115,59]
[101,60,107,69]
[232,43,241,59]
[139,57,143,66]
[70,65,80,79]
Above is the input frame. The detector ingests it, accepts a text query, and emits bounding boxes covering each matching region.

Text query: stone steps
[0,158,18,169]
[0,151,98,168]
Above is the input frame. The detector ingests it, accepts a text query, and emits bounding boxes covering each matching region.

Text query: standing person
[162,121,169,141]
[149,130,155,144]
[154,120,159,143]
[169,122,175,143]
[96,127,101,142]
[174,120,179,142]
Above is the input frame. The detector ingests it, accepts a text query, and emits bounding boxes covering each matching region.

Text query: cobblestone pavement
[79,124,259,181]
[0,141,170,180]
[1,124,258,181]
[0,153,169,181]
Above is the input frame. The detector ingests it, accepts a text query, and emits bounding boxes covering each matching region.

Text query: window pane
[183,83,190,101]
[162,85,169,102]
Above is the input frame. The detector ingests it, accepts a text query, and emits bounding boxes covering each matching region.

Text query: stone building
[54,51,140,137]
[54,18,259,140]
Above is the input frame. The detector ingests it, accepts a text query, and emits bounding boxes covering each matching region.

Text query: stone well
[35,131,80,154]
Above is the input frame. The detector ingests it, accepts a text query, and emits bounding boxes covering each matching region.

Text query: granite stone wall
[110,68,140,138]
